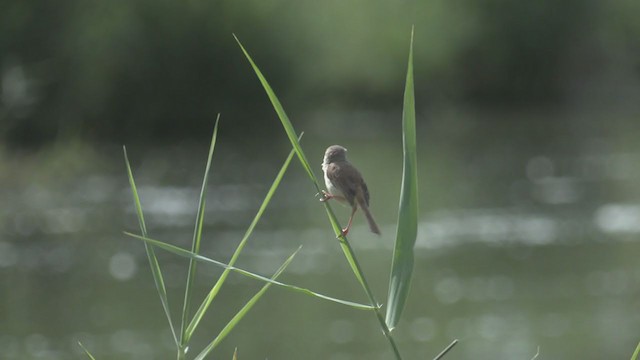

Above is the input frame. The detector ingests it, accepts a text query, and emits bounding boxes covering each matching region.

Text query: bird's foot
[338,227,349,238]
[319,190,334,202]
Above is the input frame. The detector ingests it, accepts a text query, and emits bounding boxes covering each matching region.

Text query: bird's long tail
[359,202,381,235]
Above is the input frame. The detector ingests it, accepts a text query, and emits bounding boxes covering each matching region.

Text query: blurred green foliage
[1,0,638,146]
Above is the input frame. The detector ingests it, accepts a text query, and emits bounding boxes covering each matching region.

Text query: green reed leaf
[78,341,97,360]
[433,339,459,360]
[184,136,301,342]
[124,232,374,310]
[180,116,220,348]
[631,341,640,360]
[194,247,301,360]
[234,34,403,359]
[234,34,362,281]
[123,146,178,346]
[386,26,418,330]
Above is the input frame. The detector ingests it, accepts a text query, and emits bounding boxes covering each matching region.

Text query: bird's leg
[340,206,358,237]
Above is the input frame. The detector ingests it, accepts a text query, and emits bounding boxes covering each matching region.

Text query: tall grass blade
[386,26,418,330]
[631,341,640,360]
[180,115,220,348]
[232,35,315,181]
[234,35,403,359]
[232,348,238,360]
[78,341,97,360]
[233,34,361,278]
[194,247,302,360]
[185,137,301,342]
[124,232,374,310]
[123,146,178,346]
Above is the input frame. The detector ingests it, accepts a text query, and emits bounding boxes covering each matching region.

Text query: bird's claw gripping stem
[319,190,334,202]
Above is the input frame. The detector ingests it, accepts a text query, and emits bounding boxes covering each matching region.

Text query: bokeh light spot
[109,252,137,281]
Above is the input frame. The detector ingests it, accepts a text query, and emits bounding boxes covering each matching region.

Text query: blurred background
[2,0,640,359]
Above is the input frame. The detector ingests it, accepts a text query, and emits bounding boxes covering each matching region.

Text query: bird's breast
[323,163,345,201]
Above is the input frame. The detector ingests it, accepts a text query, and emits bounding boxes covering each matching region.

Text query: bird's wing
[359,177,370,207]
[326,163,358,206]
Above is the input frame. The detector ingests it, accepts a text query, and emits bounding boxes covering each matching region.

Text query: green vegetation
[122,121,371,360]
[83,29,455,359]
[236,33,405,357]
[78,341,97,360]
[234,29,455,359]
[386,26,418,331]
[631,341,640,360]
[74,26,640,360]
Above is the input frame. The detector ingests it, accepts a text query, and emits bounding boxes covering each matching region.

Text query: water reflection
[420,210,558,247]
[109,252,137,281]
[2,141,640,360]
[409,317,437,342]
[0,241,18,267]
[328,319,356,344]
[595,204,640,234]
[585,269,633,297]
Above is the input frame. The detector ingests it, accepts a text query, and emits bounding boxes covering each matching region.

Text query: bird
[320,145,381,237]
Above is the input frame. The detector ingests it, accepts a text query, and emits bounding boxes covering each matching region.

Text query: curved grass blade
[124,232,374,310]
[234,34,403,359]
[184,136,302,343]
[194,247,302,360]
[180,116,220,348]
[386,26,418,331]
[78,341,97,360]
[123,146,178,346]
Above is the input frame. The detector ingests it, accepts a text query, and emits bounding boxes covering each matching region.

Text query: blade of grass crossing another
[386,27,418,330]
[185,136,302,342]
[234,35,404,360]
[194,247,302,360]
[123,146,178,346]
[125,232,374,310]
[180,115,220,348]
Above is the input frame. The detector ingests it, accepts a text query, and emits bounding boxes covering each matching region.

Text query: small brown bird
[320,145,381,236]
